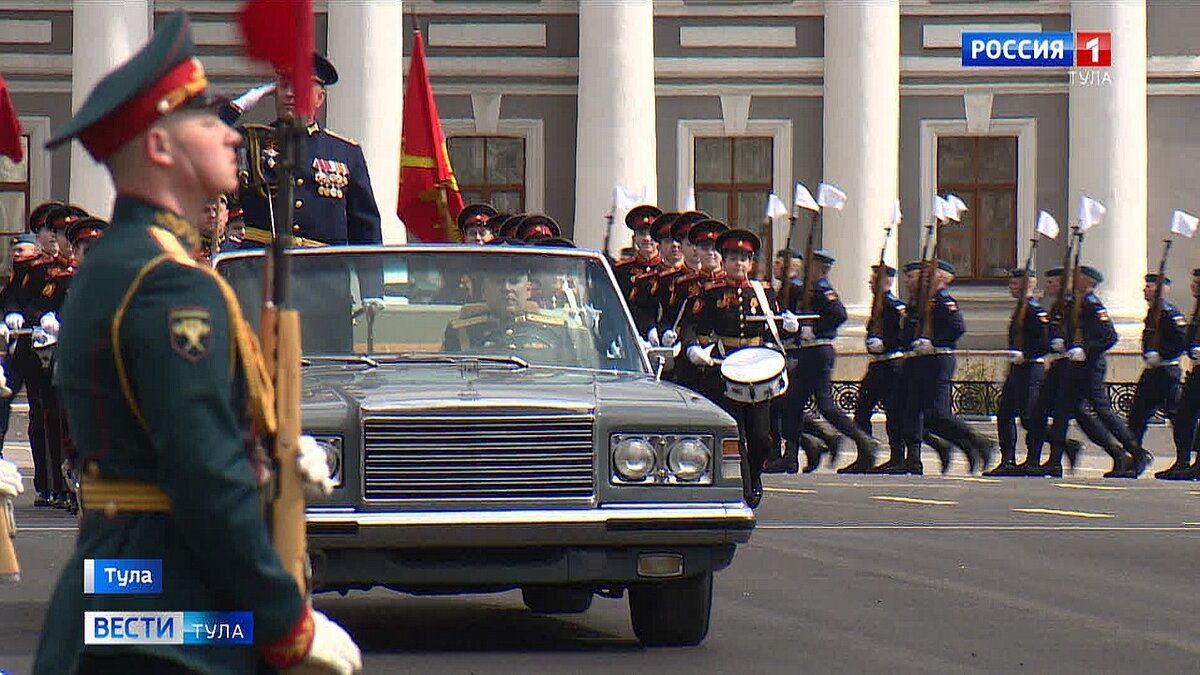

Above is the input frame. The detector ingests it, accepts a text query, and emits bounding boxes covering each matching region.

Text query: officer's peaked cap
[715,229,760,256]
[625,205,662,232]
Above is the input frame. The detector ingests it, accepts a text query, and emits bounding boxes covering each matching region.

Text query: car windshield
[216,247,647,373]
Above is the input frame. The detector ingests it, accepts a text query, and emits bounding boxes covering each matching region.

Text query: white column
[574,0,657,255]
[821,0,900,318]
[1069,0,1146,321]
[68,0,151,216]
[326,0,405,244]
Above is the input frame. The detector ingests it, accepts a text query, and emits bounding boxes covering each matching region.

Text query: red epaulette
[47,266,75,279]
[29,253,53,267]
[632,268,659,283]
[613,257,637,269]
[702,278,729,292]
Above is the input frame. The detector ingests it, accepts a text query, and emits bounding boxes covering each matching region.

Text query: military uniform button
[292,224,301,233]
[505,328,514,336]
[294,200,303,209]
[295,178,304,187]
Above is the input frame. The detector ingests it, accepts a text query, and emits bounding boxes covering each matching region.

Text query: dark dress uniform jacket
[1142,300,1187,360]
[237,120,383,247]
[1009,296,1051,359]
[34,198,305,674]
[868,291,906,352]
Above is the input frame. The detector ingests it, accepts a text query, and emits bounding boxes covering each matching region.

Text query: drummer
[680,229,799,508]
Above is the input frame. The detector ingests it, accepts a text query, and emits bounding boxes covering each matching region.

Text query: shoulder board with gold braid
[524,311,566,327]
[449,314,492,330]
[702,279,728,292]
[324,129,360,146]
[456,302,489,319]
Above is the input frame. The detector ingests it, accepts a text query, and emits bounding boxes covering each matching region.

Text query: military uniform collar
[113,195,201,255]
[727,277,753,289]
[271,118,321,137]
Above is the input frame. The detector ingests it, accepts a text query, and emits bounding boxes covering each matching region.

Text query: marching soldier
[651,212,710,338]
[34,12,358,673]
[682,229,793,507]
[984,268,1050,476]
[1045,266,1149,477]
[629,212,682,336]
[1160,268,1200,479]
[0,233,40,458]
[458,202,499,244]
[854,264,908,472]
[779,249,879,473]
[1126,273,1186,473]
[661,219,727,391]
[613,204,663,300]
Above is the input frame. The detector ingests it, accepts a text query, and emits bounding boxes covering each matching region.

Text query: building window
[0,134,29,275]
[694,136,773,253]
[447,135,525,213]
[936,135,1017,280]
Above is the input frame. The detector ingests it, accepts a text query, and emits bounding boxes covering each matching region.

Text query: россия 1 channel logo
[962,32,1111,68]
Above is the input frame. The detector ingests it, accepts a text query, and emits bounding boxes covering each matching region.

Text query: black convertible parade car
[216,244,756,646]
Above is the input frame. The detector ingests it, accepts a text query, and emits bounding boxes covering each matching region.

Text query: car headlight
[666,438,710,482]
[312,436,343,488]
[613,437,657,481]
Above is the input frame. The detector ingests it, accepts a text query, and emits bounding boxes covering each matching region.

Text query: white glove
[661,329,678,347]
[1143,350,1162,367]
[39,312,59,337]
[780,311,800,334]
[1067,346,1086,362]
[912,338,935,356]
[646,326,660,347]
[297,435,335,498]
[1189,346,1200,361]
[0,323,9,343]
[1007,350,1026,365]
[1050,337,1065,353]
[687,344,715,367]
[0,458,22,499]
[4,313,22,331]
[799,325,816,343]
[865,337,885,354]
[231,81,276,112]
[362,298,385,314]
[301,608,363,675]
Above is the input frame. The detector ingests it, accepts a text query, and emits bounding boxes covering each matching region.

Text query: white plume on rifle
[816,182,848,211]
[612,183,644,212]
[793,182,819,212]
[1169,209,1198,238]
[1036,210,1060,239]
[890,199,902,227]
[933,195,952,222]
[1077,195,1106,232]
[945,194,968,221]
[765,192,789,220]
[682,186,696,212]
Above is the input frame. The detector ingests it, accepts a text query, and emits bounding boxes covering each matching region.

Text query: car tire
[628,572,713,647]
[521,586,594,614]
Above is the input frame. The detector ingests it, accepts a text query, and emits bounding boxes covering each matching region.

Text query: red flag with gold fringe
[0,73,23,163]
[397,30,463,242]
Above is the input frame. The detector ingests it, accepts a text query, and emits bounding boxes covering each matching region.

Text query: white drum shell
[719,347,788,403]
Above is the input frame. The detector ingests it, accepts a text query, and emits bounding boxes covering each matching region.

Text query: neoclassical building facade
[1,0,1197,346]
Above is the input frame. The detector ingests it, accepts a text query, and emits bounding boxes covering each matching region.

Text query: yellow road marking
[765,487,817,495]
[871,496,958,506]
[939,476,1002,484]
[1054,483,1127,492]
[1013,508,1114,519]
[1189,492,1200,497]
[1183,522,1200,526]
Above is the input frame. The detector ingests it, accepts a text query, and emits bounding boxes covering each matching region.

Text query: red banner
[397,31,463,243]
[238,0,314,120]
[0,73,23,163]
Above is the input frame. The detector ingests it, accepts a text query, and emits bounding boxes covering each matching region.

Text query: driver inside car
[443,266,573,358]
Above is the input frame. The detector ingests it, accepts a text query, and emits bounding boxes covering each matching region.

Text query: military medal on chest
[313,158,348,199]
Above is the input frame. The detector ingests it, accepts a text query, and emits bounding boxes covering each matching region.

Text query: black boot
[1017,447,1043,476]
[838,435,879,474]
[904,444,924,475]
[923,432,953,474]
[808,417,843,468]
[1127,445,1154,478]
[782,440,801,474]
[1154,448,1191,479]
[1038,445,1064,478]
[1102,443,1135,478]
[800,435,823,473]
[1063,438,1083,470]
[744,470,763,508]
[761,439,787,474]
[983,448,1024,477]
[966,430,997,473]
[867,445,906,474]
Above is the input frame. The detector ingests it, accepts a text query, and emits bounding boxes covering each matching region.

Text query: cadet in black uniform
[629,212,683,337]
[985,269,1050,476]
[682,229,789,507]
[613,205,663,300]
[458,203,499,244]
[659,220,727,392]
[1127,273,1185,461]
[855,265,907,472]
[1160,268,1200,479]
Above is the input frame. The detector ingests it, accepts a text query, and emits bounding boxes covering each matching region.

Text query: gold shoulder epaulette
[449,314,492,330]
[457,302,489,318]
[324,129,360,146]
[525,311,566,327]
[703,279,727,291]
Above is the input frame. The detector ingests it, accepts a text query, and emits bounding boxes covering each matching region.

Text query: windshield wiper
[301,355,380,368]
[462,354,530,369]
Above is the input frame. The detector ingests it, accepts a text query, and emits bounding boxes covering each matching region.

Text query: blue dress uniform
[854,268,908,471]
[898,262,985,474]
[35,13,317,673]
[1047,267,1148,477]
[780,251,879,474]
[1127,274,1186,454]
[1161,268,1200,478]
[681,229,784,507]
[985,271,1050,476]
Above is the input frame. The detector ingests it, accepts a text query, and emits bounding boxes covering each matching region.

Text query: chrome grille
[363,412,595,501]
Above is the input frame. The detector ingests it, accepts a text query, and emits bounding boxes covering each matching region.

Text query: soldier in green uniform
[34,11,360,674]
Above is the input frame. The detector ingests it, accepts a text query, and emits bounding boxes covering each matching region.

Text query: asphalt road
[3,417,1200,674]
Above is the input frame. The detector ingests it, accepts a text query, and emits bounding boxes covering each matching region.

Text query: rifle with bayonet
[1011,237,1039,351]
[797,206,819,313]
[778,202,801,310]
[867,225,894,337]
[1149,239,1173,351]
[915,215,938,339]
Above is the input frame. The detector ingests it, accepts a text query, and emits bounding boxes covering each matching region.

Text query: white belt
[869,352,903,362]
[798,339,835,349]
[904,348,955,358]
[1147,359,1181,368]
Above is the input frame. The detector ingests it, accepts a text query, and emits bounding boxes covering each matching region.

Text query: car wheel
[521,586,595,614]
[628,572,713,647]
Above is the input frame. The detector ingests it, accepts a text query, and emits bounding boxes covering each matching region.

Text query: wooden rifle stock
[1068,229,1085,345]
[1012,238,1039,350]
[0,497,18,582]
[915,218,938,339]
[799,210,819,312]
[1150,239,1173,351]
[779,209,800,310]
[866,225,894,336]
[263,118,308,598]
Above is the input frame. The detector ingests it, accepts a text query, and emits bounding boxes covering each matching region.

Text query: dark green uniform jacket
[34,197,306,674]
